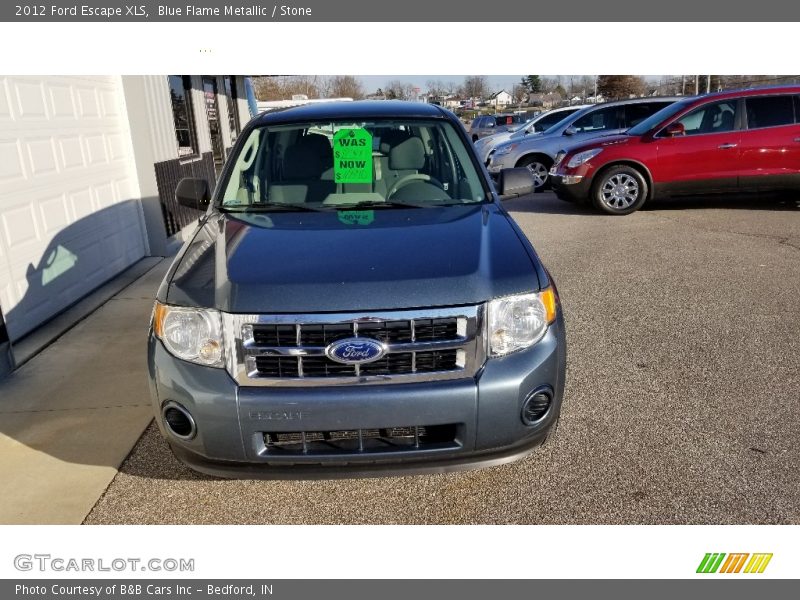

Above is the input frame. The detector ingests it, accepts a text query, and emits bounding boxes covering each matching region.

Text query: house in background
[488,90,513,109]
[0,75,257,376]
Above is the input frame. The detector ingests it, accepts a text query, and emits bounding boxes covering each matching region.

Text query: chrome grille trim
[224,305,485,387]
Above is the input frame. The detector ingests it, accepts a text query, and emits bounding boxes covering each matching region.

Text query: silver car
[469,113,525,141]
[474,105,588,164]
[486,97,681,191]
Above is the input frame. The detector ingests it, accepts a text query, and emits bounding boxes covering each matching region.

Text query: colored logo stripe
[697,553,726,573]
[744,553,773,573]
[719,553,749,573]
[697,553,772,574]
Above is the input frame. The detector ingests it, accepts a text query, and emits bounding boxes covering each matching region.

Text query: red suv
[550,86,800,214]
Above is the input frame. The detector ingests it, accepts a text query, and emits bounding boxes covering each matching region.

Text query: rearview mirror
[176,178,211,210]
[664,122,686,137]
[497,167,535,199]
[563,126,578,136]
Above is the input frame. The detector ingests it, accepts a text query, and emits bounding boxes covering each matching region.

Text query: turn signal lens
[540,287,557,324]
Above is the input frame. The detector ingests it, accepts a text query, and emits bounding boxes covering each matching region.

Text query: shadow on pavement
[507,190,800,215]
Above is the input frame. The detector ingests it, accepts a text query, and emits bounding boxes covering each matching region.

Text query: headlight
[153,302,224,367]
[493,143,519,157]
[567,148,603,168]
[487,288,557,357]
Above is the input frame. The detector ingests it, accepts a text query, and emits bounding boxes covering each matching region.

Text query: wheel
[591,165,648,215]
[472,134,478,142]
[516,155,552,192]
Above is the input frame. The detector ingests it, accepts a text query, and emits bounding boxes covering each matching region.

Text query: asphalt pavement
[85,191,800,524]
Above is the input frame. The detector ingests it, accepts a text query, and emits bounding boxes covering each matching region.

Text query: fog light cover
[162,402,196,439]
[522,388,553,425]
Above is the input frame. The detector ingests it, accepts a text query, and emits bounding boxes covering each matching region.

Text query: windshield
[540,109,588,136]
[626,98,693,136]
[509,119,533,132]
[220,119,488,211]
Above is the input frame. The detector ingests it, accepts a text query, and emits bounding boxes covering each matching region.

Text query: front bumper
[550,172,592,202]
[147,313,566,479]
[486,151,516,174]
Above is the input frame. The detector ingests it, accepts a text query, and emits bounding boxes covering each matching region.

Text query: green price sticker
[333,128,373,184]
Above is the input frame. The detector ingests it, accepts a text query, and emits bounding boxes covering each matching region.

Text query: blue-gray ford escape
[148,101,566,478]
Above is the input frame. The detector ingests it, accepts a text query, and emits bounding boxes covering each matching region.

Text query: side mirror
[497,167,535,199]
[563,126,578,136]
[664,122,686,137]
[176,177,211,210]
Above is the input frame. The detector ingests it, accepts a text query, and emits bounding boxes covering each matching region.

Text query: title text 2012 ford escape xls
[148,101,566,478]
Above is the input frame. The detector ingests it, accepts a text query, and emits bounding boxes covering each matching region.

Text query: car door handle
[718,143,738,149]
[794,137,800,142]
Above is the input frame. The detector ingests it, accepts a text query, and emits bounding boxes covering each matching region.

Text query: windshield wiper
[331,201,427,210]
[220,203,326,213]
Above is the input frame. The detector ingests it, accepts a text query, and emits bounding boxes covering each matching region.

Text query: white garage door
[0,76,147,341]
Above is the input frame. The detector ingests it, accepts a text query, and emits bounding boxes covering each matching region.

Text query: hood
[165,204,541,313]
[566,133,633,155]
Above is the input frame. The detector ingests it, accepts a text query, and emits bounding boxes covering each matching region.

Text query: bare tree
[253,75,323,100]
[512,84,528,105]
[385,80,415,100]
[426,79,447,99]
[444,81,459,96]
[326,75,365,99]
[539,76,560,94]
[596,75,647,100]
[462,75,489,101]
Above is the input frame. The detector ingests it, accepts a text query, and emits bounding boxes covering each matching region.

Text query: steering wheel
[386,174,445,199]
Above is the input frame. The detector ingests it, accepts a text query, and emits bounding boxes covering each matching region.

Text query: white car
[474,105,589,163]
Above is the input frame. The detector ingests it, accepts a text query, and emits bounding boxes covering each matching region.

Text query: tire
[472,134,478,142]
[591,165,648,215]
[516,155,552,192]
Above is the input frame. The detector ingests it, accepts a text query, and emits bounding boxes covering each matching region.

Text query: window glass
[795,95,800,123]
[676,100,737,135]
[535,110,575,131]
[625,102,670,127]
[570,107,621,133]
[221,119,487,210]
[223,76,241,143]
[746,95,795,129]
[168,75,196,157]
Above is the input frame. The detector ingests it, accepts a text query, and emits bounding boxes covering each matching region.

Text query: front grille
[263,424,458,455]
[230,305,484,386]
[251,318,458,347]
[254,350,458,378]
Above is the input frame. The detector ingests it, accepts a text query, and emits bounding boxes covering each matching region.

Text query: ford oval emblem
[326,337,386,365]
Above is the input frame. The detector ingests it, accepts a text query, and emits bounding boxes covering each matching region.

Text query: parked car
[469,113,525,141]
[550,86,800,215]
[474,105,589,163]
[487,97,682,191]
[148,101,566,478]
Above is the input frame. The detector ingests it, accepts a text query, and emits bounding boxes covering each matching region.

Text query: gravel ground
[85,191,800,525]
